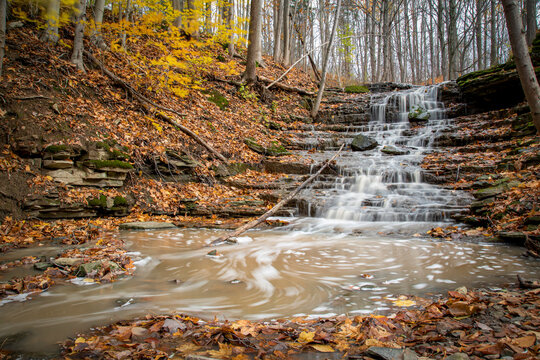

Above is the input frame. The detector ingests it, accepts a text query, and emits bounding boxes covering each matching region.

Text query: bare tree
[501,0,540,134]
[525,0,537,46]
[71,0,87,72]
[243,0,262,82]
[311,0,342,118]
[91,0,107,49]
[0,0,5,78]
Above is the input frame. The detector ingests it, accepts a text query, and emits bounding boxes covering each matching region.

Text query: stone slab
[119,221,177,230]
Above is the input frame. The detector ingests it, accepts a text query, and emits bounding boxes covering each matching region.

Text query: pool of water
[0,224,538,355]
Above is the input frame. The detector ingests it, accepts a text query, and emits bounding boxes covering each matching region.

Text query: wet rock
[496,231,527,245]
[130,327,148,340]
[54,257,83,267]
[119,221,177,230]
[365,346,414,360]
[473,181,520,200]
[455,286,467,295]
[408,105,431,122]
[34,262,54,271]
[351,134,378,151]
[381,145,409,155]
[75,260,120,277]
[525,215,540,225]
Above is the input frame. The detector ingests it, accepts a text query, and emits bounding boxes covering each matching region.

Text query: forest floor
[0,23,539,359]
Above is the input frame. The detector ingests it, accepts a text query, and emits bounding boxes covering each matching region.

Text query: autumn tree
[243,0,262,82]
[41,0,60,43]
[71,0,87,71]
[0,0,5,77]
[501,0,540,134]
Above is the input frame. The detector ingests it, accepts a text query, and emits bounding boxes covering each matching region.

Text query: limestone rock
[408,105,431,122]
[43,160,73,169]
[351,134,378,151]
[381,145,409,155]
[75,260,120,277]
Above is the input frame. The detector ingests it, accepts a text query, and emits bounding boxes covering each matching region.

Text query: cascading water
[323,85,469,224]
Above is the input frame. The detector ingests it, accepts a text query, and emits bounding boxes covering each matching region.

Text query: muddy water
[1,226,539,355]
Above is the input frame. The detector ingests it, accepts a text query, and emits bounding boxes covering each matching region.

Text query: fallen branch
[209,144,344,246]
[517,274,540,289]
[13,95,51,100]
[259,75,314,96]
[84,50,228,164]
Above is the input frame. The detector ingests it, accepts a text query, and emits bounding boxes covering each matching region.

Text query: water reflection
[0,227,538,354]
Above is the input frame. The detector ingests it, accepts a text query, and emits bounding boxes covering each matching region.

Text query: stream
[1,85,539,355]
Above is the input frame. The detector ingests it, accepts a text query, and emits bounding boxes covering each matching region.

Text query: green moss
[110,149,130,160]
[113,196,128,207]
[87,194,107,208]
[95,141,111,151]
[207,90,229,111]
[44,144,68,153]
[344,85,369,94]
[88,159,133,169]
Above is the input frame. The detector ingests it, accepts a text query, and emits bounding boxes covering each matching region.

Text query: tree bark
[501,0,540,134]
[447,0,458,79]
[186,0,199,39]
[282,0,290,65]
[0,0,6,78]
[490,0,497,66]
[41,0,61,44]
[242,0,262,83]
[476,0,484,70]
[226,0,236,56]
[91,0,107,49]
[209,144,344,246]
[273,0,283,61]
[311,0,341,118]
[71,0,87,72]
[172,0,183,28]
[525,0,537,46]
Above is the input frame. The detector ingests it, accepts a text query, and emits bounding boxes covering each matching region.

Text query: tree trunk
[71,0,87,72]
[311,0,341,118]
[91,0,107,49]
[172,0,183,28]
[437,0,446,80]
[490,0,497,66]
[447,0,458,79]
[525,0,537,46]
[120,0,131,49]
[41,0,61,44]
[273,0,283,61]
[186,0,199,38]
[476,0,484,70]
[243,0,262,83]
[501,0,540,134]
[282,0,290,65]
[0,0,5,78]
[226,0,236,56]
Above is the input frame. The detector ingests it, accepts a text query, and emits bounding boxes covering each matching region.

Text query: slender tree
[501,0,540,134]
[91,0,107,49]
[311,0,341,118]
[525,0,537,46]
[0,0,5,78]
[71,0,87,72]
[243,0,262,82]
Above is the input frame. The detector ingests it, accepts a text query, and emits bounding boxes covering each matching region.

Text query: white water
[323,85,469,224]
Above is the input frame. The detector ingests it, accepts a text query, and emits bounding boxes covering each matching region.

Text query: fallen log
[259,75,315,96]
[517,274,540,289]
[209,144,344,246]
[84,50,228,164]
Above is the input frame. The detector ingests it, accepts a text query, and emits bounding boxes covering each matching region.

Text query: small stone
[34,262,54,271]
[119,221,177,230]
[54,257,83,267]
[455,286,467,295]
[51,103,60,114]
[446,354,470,360]
[365,346,404,360]
[130,327,148,338]
[381,145,409,155]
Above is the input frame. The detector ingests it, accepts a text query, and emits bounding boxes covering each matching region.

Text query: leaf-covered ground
[58,287,539,359]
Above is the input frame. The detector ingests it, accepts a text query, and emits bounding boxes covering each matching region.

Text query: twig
[13,95,51,100]
[209,144,345,246]
[259,75,314,96]
[83,50,228,164]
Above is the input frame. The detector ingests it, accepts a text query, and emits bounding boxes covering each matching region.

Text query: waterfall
[323,85,467,224]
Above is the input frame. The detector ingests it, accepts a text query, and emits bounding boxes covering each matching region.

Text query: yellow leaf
[75,337,86,343]
[393,299,416,307]
[311,344,334,352]
[298,331,315,343]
